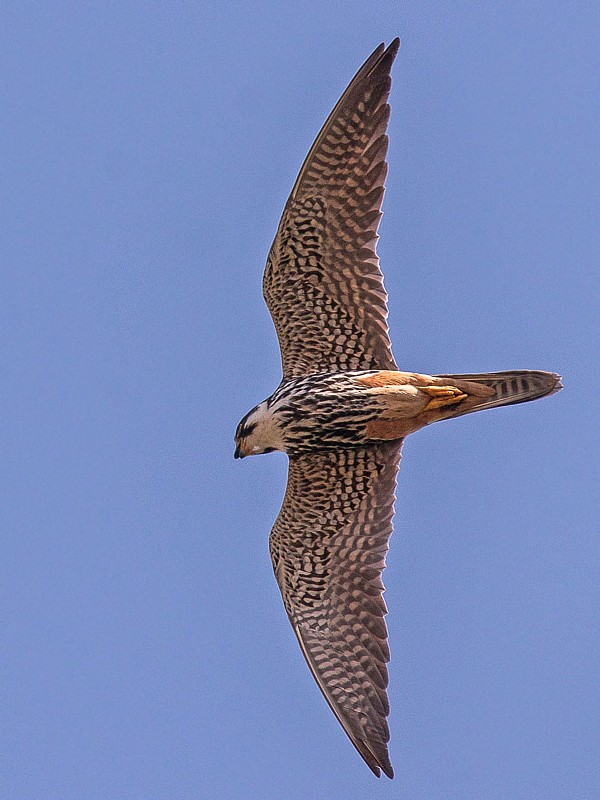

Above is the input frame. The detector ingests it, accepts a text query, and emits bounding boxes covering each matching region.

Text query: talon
[419,385,468,411]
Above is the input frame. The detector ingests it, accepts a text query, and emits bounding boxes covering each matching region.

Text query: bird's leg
[418,385,468,411]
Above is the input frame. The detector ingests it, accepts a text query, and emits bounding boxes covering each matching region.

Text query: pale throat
[246,405,286,453]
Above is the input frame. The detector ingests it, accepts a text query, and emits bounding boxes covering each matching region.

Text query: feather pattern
[263,39,400,377]
[234,38,562,779]
[269,442,402,778]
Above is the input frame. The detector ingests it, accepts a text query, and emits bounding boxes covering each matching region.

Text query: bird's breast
[271,372,392,453]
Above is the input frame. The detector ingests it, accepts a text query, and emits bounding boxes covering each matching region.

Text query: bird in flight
[234,39,561,779]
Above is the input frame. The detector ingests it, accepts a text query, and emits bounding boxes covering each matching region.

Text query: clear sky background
[3,3,599,799]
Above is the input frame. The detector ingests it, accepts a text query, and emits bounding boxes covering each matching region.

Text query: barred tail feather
[436,370,562,414]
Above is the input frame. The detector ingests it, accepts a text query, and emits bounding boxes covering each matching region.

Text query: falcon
[234,39,561,778]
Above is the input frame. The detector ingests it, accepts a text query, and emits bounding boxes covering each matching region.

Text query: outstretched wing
[263,40,400,378]
[269,442,402,778]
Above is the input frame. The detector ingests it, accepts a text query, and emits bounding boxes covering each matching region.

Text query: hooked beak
[234,443,245,459]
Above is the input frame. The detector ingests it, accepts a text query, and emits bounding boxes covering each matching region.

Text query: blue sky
[3,2,599,798]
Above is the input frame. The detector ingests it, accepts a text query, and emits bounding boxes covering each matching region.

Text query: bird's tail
[435,370,562,416]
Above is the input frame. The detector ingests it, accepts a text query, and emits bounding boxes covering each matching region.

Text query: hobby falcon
[234,39,561,778]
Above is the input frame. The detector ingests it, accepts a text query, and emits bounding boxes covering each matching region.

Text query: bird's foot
[419,385,468,411]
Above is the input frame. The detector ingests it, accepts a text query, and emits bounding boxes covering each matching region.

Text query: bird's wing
[263,40,400,378]
[269,442,402,778]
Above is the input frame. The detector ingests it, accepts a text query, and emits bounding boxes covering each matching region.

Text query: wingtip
[374,38,400,78]
[368,755,394,779]
[377,38,401,68]
[356,735,394,779]
[375,757,394,779]
[388,37,401,55]
[365,757,394,780]
[377,752,394,779]
[366,38,400,75]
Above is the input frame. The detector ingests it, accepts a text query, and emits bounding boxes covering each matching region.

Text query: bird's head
[234,400,284,459]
